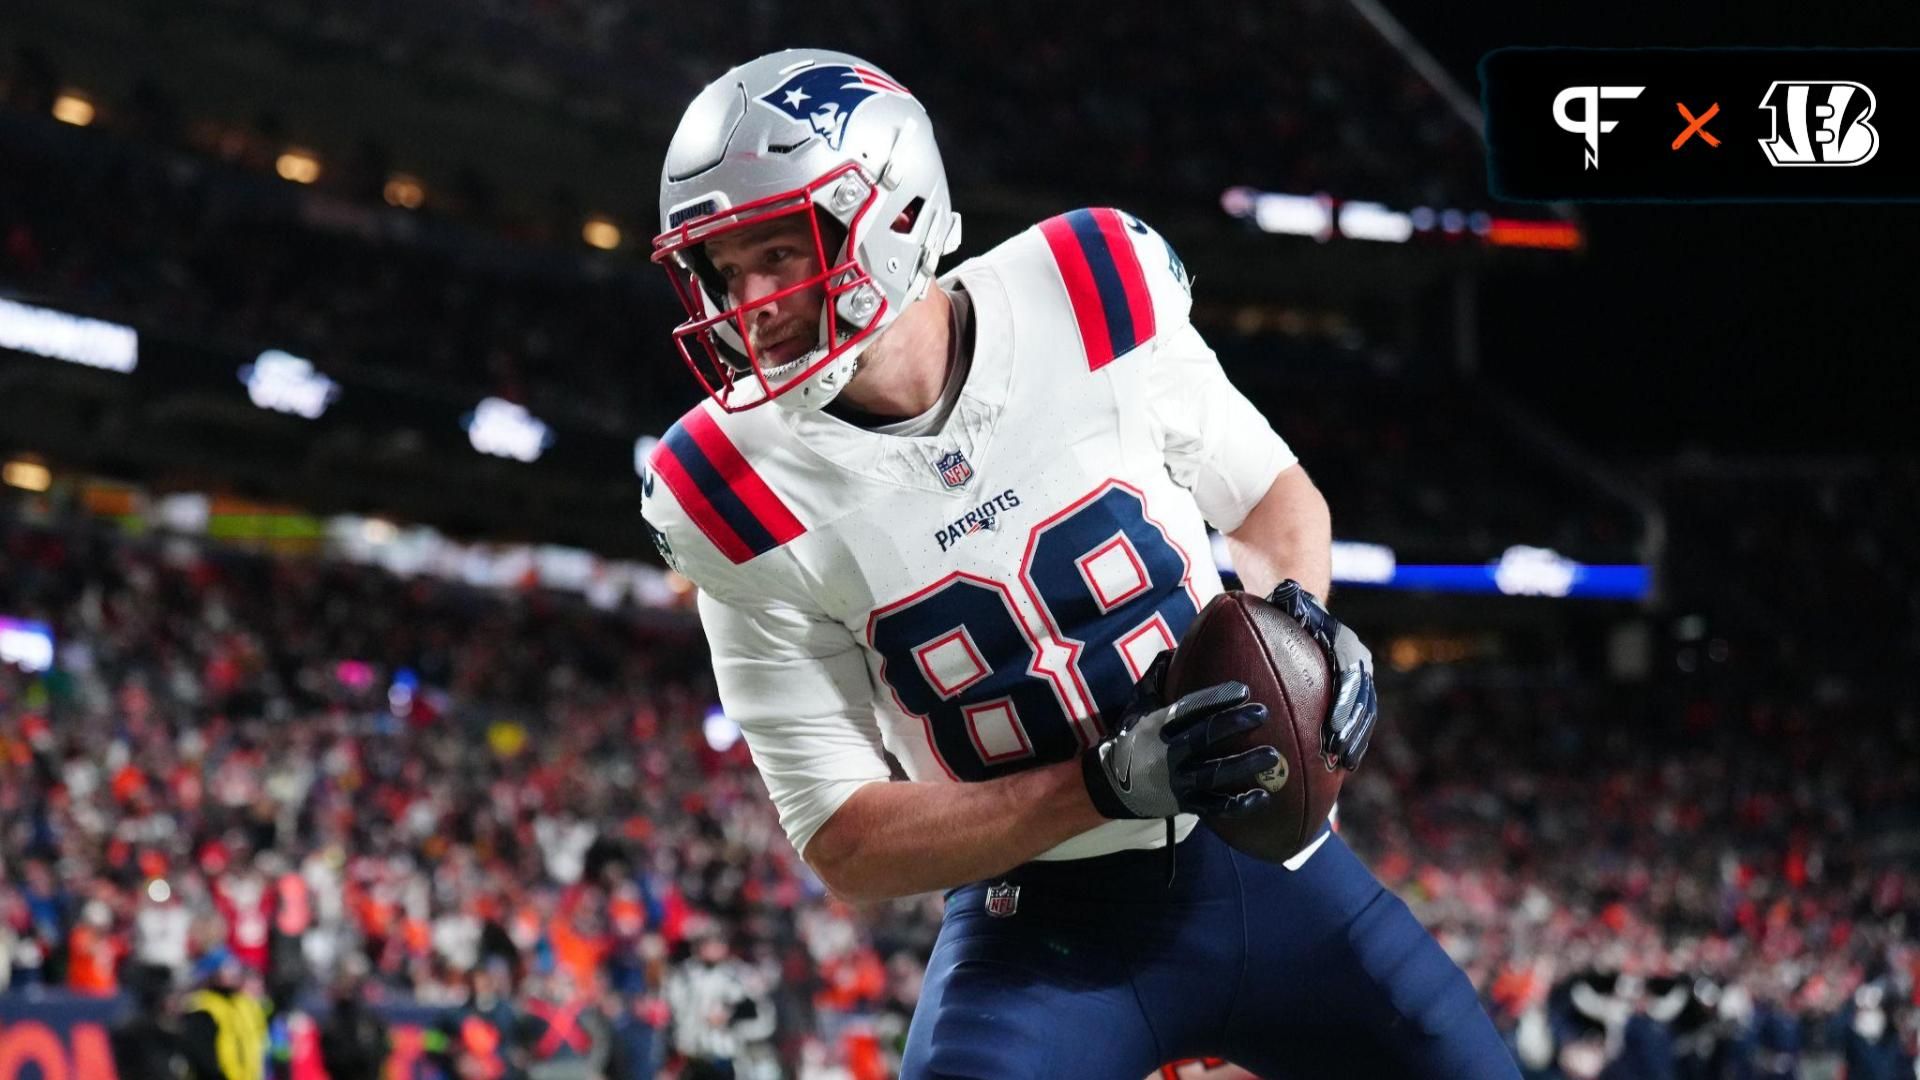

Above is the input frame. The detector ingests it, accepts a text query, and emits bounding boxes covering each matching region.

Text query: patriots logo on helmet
[758,63,910,151]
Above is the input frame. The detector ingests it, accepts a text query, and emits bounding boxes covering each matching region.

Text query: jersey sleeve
[1121,215,1298,533]
[697,590,892,856]
[639,419,890,857]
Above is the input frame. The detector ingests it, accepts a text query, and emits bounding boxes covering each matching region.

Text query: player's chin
[756,337,813,369]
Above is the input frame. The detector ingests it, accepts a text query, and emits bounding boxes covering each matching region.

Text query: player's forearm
[802,759,1105,903]
[1224,464,1332,598]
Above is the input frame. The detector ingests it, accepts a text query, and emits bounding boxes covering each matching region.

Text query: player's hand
[1268,580,1377,770]
[1080,652,1281,820]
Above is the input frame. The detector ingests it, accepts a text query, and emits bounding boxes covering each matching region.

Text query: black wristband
[1080,745,1138,820]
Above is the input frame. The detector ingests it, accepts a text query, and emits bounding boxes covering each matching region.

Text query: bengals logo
[1757,81,1880,166]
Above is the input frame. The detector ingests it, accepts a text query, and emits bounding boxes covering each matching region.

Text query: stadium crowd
[2,468,1915,1078]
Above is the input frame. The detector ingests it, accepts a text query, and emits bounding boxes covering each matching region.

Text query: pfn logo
[1758,81,1879,166]
[1553,85,1646,169]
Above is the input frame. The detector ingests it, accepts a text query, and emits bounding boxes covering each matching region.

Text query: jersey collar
[778,260,1013,494]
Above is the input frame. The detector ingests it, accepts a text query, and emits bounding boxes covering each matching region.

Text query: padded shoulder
[1031,207,1193,371]
[640,401,807,595]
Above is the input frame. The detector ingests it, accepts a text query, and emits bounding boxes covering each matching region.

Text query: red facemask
[653,162,886,412]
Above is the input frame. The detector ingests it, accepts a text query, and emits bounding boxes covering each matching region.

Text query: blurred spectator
[317,968,389,1080]
[181,951,271,1080]
[110,964,194,1080]
[134,879,194,989]
[665,919,777,1079]
[65,896,124,994]
[1,452,1916,1078]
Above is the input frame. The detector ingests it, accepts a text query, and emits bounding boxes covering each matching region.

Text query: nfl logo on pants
[984,882,1020,918]
[935,449,973,489]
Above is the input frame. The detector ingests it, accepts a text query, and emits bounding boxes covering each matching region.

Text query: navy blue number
[869,576,1078,781]
[870,484,1197,781]
[1022,486,1199,725]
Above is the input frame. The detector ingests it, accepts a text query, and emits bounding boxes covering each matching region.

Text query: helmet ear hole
[891,197,926,234]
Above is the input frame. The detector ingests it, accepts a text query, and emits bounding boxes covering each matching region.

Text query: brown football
[1165,590,1339,863]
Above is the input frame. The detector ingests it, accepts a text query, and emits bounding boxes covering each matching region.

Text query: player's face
[704,216,827,369]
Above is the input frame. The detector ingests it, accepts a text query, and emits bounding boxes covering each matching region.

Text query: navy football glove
[1268,580,1377,771]
[1080,652,1280,820]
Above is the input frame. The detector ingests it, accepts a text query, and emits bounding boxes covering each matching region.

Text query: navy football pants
[900,825,1519,1079]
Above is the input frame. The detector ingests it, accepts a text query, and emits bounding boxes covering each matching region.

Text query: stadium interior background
[0,1,1915,1078]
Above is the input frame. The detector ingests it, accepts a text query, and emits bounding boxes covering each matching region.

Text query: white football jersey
[641,209,1296,861]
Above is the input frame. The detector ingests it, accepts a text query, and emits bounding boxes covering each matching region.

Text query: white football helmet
[654,49,963,412]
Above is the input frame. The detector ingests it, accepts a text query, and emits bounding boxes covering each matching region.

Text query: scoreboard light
[464,397,554,463]
[239,350,341,419]
[1331,540,1397,585]
[1223,187,1335,240]
[0,298,138,372]
[1486,218,1583,250]
[1491,545,1578,597]
[1222,187,1579,250]
[1335,201,1415,244]
[1212,536,1648,600]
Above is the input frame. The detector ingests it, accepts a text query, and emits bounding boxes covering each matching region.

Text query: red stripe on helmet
[854,67,910,94]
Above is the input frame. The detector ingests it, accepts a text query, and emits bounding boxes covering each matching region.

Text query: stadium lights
[383,174,426,210]
[51,92,95,127]
[1335,201,1415,244]
[238,349,341,419]
[1211,534,1647,599]
[0,617,55,673]
[0,298,139,372]
[464,397,554,463]
[1485,218,1583,251]
[704,706,743,752]
[582,217,622,251]
[275,149,322,185]
[1222,187,1334,241]
[1223,186,1579,250]
[3,459,52,492]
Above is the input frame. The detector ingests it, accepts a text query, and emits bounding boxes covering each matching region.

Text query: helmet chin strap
[769,266,879,411]
[772,340,866,412]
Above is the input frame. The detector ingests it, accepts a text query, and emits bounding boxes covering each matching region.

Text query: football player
[641,49,1518,1079]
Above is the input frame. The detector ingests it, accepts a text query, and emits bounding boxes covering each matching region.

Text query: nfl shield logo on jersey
[935,449,974,489]
[984,882,1020,918]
